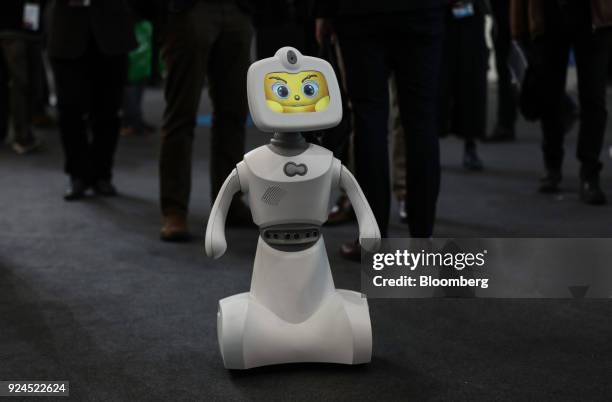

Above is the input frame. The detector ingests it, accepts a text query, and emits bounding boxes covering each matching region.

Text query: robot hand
[205,169,242,259]
[338,166,381,253]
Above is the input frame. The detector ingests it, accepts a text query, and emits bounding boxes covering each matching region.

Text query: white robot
[205,47,381,369]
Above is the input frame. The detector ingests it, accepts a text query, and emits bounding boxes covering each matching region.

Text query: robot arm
[339,165,381,252]
[205,168,241,259]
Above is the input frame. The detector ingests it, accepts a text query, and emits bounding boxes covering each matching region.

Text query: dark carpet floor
[1,86,612,401]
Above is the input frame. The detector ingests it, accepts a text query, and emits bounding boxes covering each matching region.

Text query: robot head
[247,47,343,133]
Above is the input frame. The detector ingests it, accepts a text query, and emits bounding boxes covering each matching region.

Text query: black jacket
[47,0,137,59]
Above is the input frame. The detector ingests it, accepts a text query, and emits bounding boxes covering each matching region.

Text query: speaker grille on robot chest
[261,186,287,206]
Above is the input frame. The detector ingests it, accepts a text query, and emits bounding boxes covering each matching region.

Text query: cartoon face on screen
[264,71,330,113]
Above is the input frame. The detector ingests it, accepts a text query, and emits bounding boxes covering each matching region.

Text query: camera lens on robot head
[287,50,297,64]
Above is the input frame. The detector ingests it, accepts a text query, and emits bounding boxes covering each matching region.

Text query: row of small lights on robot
[264,231,319,240]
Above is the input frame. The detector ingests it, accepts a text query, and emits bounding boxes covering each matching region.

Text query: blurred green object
[128,21,153,84]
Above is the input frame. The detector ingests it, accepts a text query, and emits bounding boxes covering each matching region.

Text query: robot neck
[268,132,309,156]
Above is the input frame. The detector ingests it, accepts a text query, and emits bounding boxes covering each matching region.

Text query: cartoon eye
[302,81,319,98]
[272,82,289,99]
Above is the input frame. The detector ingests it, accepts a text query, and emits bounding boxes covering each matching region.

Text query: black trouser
[160,1,251,216]
[439,8,488,146]
[255,22,314,60]
[535,0,612,180]
[0,49,8,142]
[51,40,126,182]
[0,37,36,146]
[490,0,517,131]
[335,8,444,237]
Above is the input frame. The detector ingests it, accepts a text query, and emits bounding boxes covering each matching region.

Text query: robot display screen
[264,70,330,114]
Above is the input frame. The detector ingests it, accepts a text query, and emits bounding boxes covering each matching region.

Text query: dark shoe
[463,148,484,171]
[92,180,118,196]
[580,179,607,205]
[340,239,361,262]
[539,171,562,193]
[226,199,252,227]
[160,213,191,242]
[484,125,516,143]
[64,178,88,201]
[327,195,355,225]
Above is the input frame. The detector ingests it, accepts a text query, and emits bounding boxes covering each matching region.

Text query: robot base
[217,289,372,369]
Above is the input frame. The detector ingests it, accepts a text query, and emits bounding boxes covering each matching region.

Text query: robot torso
[236,143,341,245]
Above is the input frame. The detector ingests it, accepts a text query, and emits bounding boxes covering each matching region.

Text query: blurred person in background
[158,0,253,242]
[30,44,56,129]
[488,0,518,142]
[0,0,45,155]
[439,0,488,171]
[48,0,136,200]
[512,0,612,204]
[0,52,8,143]
[390,77,408,223]
[316,0,446,260]
[121,19,156,137]
[489,0,578,144]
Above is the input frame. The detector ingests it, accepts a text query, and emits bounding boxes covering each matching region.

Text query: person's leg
[455,12,488,170]
[0,46,8,142]
[390,76,406,205]
[121,84,144,132]
[132,84,145,129]
[336,21,390,237]
[51,54,92,184]
[89,46,127,188]
[573,30,611,180]
[159,2,216,217]
[438,11,454,139]
[490,0,517,137]
[391,7,445,238]
[207,2,251,201]
[533,32,570,190]
[28,41,46,118]
[2,38,36,150]
[573,26,611,203]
